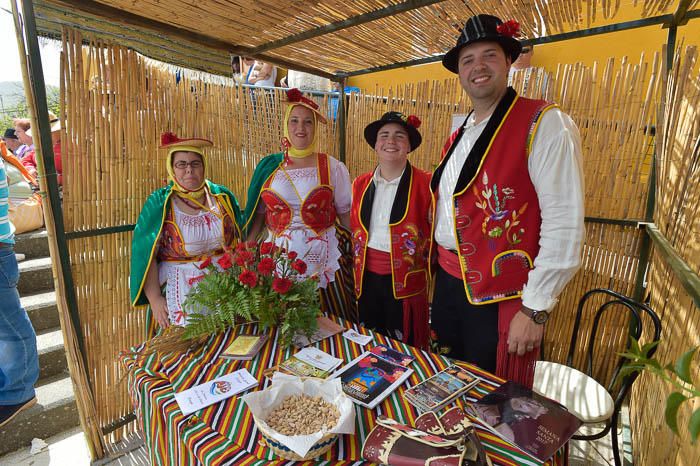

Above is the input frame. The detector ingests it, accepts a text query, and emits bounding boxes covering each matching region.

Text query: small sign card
[342,329,373,346]
[174,369,258,415]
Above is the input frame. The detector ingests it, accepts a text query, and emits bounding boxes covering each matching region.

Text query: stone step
[37,328,68,381]
[21,291,59,333]
[0,376,79,457]
[17,257,54,296]
[13,229,49,259]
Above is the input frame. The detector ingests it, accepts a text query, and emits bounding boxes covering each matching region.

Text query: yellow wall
[348,18,700,91]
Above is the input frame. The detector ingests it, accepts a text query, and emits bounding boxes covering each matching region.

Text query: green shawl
[129,180,243,306]
[242,152,284,237]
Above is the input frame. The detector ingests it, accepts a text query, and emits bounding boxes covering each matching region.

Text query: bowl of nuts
[241,373,355,460]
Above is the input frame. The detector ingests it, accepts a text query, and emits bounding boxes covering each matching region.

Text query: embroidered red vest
[351,163,433,299]
[430,91,556,304]
[260,153,336,235]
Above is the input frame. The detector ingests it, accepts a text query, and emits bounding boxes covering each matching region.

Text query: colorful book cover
[369,344,415,367]
[278,355,331,378]
[221,334,268,360]
[404,365,479,412]
[333,351,413,409]
[468,381,583,462]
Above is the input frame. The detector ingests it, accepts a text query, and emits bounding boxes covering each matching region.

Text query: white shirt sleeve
[521,108,585,311]
[332,158,352,215]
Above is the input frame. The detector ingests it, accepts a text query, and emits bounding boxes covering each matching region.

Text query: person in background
[12,119,33,160]
[0,149,39,428]
[430,15,584,386]
[2,129,21,155]
[244,88,355,320]
[130,133,242,335]
[23,112,63,185]
[350,111,432,348]
[248,60,277,87]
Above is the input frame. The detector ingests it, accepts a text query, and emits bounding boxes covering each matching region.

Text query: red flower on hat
[497,20,521,38]
[286,88,303,102]
[161,132,178,146]
[406,115,421,129]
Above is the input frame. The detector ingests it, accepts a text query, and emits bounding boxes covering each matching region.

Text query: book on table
[466,381,583,463]
[220,334,268,360]
[332,349,414,409]
[404,364,480,412]
[271,346,343,379]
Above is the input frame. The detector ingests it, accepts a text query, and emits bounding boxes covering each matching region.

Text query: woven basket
[255,414,338,461]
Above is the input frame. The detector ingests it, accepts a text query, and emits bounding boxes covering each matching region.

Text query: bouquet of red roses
[182,241,321,347]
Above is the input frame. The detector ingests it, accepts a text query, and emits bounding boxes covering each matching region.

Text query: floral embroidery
[397,224,426,266]
[473,171,527,247]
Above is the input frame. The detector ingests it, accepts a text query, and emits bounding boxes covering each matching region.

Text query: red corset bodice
[261,153,336,236]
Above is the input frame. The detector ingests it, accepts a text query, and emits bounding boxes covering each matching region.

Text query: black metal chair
[532,288,662,466]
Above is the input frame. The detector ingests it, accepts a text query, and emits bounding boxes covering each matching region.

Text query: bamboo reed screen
[630,45,700,466]
[57,26,695,462]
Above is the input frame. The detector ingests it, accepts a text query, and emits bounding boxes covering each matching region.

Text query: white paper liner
[241,372,356,458]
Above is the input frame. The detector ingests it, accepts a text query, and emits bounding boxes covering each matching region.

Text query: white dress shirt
[367,166,405,252]
[435,108,585,312]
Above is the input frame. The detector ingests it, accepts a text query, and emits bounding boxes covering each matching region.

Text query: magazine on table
[292,315,344,348]
[332,350,413,409]
[466,381,583,463]
[404,364,480,412]
[368,344,415,367]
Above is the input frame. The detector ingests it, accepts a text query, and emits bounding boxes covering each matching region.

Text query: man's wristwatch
[520,307,550,324]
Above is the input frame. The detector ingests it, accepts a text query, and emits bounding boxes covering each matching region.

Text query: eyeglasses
[173,160,203,170]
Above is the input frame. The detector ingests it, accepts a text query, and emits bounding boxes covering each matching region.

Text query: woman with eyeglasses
[130,133,242,335]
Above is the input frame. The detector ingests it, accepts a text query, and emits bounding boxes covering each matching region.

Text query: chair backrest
[566,288,661,409]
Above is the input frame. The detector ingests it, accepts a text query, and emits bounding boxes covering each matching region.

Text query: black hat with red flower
[364,111,422,152]
[442,14,523,73]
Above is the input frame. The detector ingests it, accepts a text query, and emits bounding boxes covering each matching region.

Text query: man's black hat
[364,111,422,152]
[442,14,522,74]
[2,128,18,140]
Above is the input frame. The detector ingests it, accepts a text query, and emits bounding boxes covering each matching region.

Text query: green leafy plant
[620,338,700,442]
[182,241,321,347]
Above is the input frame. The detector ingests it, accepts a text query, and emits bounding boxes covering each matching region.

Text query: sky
[1,0,61,87]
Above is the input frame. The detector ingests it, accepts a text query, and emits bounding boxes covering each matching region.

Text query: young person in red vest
[351,112,432,349]
[430,15,585,386]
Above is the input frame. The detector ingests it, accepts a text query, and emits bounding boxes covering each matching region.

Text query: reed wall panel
[630,45,700,466]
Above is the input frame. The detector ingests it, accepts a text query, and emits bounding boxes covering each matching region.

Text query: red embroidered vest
[260,153,336,235]
[431,92,556,304]
[351,164,433,299]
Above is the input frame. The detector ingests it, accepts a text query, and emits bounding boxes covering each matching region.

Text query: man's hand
[150,296,170,330]
[507,307,544,356]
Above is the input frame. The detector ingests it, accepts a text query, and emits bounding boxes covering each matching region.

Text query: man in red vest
[351,112,432,349]
[430,15,584,386]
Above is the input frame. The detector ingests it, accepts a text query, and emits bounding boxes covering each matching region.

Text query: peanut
[265,394,340,436]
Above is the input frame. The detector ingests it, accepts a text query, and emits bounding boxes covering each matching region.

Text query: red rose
[291,259,307,275]
[217,253,233,270]
[260,241,274,255]
[272,277,293,294]
[406,115,421,129]
[197,257,212,269]
[239,270,258,288]
[258,257,275,276]
[287,251,298,260]
[496,20,520,38]
[234,250,254,266]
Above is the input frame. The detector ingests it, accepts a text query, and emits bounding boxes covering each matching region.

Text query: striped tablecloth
[121,316,564,466]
